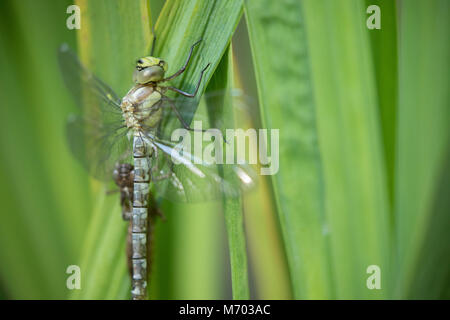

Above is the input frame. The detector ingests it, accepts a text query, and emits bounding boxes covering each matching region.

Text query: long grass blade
[232,19,292,299]
[302,0,390,298]
[394,0,450,299]
[365,0,398,208]
[0,0,90,299]
[244,0,334,298]
[206,47,250,299]
[148,0,245,299]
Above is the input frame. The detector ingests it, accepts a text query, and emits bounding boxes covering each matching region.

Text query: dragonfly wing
[58,44,123,115]
[59,44,131,181]
[67,115,131,181]
[155,89,256,141]
[145,133,256,203]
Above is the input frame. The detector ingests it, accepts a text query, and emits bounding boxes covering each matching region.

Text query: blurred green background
[0,0,448,300]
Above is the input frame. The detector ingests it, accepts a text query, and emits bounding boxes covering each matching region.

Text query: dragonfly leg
[149,144,161,176]
[162,40,203,82]
[152,150,174,182]
[163,96,227,143]
[153,172,172,182]
[165,62,210,98]
[162,96,208,133]
[122,191,133,221]
[122,206,132,221]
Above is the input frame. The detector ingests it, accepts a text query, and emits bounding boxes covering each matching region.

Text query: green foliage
[0,0,90,299]
[205,47,249,299]
[0,0,448,300]
[301,0,391,299]
[244,0,333,299]
[394,0,450,299]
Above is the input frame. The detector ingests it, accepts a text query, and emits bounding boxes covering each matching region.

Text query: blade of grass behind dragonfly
[244,0,334,298]
[364,0,398,212]
[394,0,450,299]
[302,0,390,298]
[205,46,250,299]
[149,0,166,25]
[362,0,398,292]
[0,0,91,298]
[154,0,244,136]
[148,198,226,299]
[232,18,292,299]
[69,0,152,299]
[148,0,244,299]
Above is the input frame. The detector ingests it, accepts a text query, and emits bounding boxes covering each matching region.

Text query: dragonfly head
[133,56,168,84]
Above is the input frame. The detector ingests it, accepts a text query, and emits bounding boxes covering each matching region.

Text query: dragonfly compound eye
[133,65,165,84]
[158,60,168,71]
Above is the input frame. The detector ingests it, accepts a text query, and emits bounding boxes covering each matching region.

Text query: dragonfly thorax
[121,85,163,130]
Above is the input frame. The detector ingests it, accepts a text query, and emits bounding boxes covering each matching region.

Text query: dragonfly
[112,163,161,291]
[59,39,255,300]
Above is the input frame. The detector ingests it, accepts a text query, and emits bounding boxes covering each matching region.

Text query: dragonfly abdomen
[130,133,150,300]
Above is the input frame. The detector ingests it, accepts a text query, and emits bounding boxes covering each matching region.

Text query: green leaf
[244,0,334,298]
[232,19,292,300]
[70,190,129,299]
[155,0,243,136]
[394,0,450,299]
[302,0,390,298]
[149,0,245,300]
[205,46,250,299]
[0,0,90,299]
[365,0,397,208]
